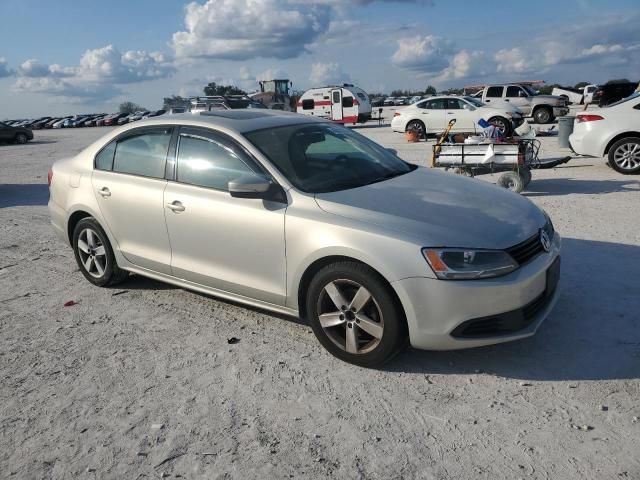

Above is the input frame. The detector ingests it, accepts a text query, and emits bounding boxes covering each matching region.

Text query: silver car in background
[48,110,561,367]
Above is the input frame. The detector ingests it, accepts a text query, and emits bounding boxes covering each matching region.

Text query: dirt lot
[1,117,639,479]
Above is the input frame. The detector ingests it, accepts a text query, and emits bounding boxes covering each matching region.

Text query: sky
[1,0,639,118]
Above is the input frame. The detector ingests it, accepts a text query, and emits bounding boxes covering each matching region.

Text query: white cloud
[0,57,13,78]
[309,62,351,85]
[437,50,489,81]
[171,0,332,60]
[12,45,175,101]
[494,47,538,75]
[391,35,454,73]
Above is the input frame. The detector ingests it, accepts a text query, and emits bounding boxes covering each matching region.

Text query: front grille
[506,220,554,266]
[506,233,544,265]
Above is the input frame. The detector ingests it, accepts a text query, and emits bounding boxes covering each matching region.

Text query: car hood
[315,167,545,249]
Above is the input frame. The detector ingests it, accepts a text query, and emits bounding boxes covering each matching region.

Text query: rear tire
[497,171,525,193]
[533,107,553,124]
[406,120,426,139]
[72,217,128,287]
[14,133,28,144]
[306,261,407,367]
[608,137,640,174]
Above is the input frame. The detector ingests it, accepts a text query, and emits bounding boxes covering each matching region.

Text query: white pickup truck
[551,85,597,105]
[474,84,569,124]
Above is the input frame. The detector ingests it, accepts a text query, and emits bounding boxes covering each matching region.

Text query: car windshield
[245,123,416,193]
[606,92,640,107]
[463,96,485,107]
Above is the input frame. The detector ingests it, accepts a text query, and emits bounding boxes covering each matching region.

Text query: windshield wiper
[365,170,408,186]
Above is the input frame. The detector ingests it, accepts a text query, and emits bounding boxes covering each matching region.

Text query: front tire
[306,262,407,367]
[14,133,28,144]
[488,116,512,136]
[533,107,553,124]
[72,218,128,287]
[608,137,640,174]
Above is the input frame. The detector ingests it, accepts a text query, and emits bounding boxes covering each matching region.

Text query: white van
[297,84,372,124]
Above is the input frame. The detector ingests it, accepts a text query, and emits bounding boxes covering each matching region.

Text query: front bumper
[553,106,569,117]
[392,232,561,350]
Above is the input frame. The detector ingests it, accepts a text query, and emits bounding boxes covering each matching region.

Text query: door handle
[166,201,185,212]
[98,187,111,197]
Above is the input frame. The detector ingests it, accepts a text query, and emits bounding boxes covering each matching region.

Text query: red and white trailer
[296,84,372,125]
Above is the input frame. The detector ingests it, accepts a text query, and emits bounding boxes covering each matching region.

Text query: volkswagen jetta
[48,110,561,367]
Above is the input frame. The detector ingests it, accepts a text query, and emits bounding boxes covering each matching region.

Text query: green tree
[163,95,189,110]
[574,81,590,89]
[203,82,246,96]
[119,101,145,114]
[424,85,437,95]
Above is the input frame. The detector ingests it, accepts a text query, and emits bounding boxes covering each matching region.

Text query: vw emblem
[540,230,551,253]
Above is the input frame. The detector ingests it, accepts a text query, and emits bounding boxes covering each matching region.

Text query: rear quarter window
[95,141,116,170]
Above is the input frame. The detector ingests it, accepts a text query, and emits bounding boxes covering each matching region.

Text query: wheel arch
[604,132,640,155]
[67,210,93,244]
[296,255,407,325]
[405,117,426,133]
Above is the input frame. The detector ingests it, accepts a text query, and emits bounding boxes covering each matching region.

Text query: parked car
[103,113,127,126]
[370,97,385,107]
[31,117,52,130]
[592,80,639,107]
[48,110,560,367]
[52,118,69,129]
[383,97,396,106]
[391,95,523,136]
[0,121,34,144]
[168,107,187,114]
[569,92,640,174]
[475,84,568,123]
[44,118,61,129]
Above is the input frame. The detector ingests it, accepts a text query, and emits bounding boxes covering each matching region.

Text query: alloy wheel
[77,228,107,278]
[613,142,640,171]
[317,279,384,354]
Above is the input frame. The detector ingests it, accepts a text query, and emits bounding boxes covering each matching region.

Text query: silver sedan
[48,110,561,367]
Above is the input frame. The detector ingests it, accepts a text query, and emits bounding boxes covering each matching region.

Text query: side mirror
[228,174,286,203]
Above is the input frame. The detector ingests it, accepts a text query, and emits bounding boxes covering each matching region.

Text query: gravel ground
[1,113,639,479]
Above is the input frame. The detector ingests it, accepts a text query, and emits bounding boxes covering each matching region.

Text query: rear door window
[112,128,172,178]
[423,99,446,109]
[486,86,504,98]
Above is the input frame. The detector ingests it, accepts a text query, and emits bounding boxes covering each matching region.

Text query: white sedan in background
[391,96,523,136]
[569,92,640,174]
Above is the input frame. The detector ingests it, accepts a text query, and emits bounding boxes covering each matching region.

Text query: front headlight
[422,248,518,280]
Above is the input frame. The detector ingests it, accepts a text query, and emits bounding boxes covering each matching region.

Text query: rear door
[331,89,343,121]
[483,86,504,105]
[417,98,447,132]
[91,126,173,274]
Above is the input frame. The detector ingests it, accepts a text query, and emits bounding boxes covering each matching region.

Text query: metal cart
[431,139,570,193]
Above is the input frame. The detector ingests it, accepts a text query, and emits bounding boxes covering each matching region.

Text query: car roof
[130,109,326,133]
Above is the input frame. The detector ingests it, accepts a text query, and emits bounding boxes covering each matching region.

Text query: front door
[163,127,287,306]
[91,127,173,274]
[445,98,476,132]
[331,89,343,121]
[505,85,530,111]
